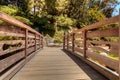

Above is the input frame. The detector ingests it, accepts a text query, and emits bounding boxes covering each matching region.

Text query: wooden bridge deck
[11,47,108,80]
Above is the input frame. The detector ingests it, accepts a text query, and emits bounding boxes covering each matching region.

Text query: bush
[0,5,18,15]
[14,16,33,25]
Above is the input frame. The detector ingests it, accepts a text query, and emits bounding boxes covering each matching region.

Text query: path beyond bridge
[11,47,107,80]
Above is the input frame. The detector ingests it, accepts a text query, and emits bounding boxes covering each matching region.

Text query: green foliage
[14,16,33,25]
[55,15,74,27]
[0,5,18,15]
[54,31,64,43]
[0,20,3,25]
[88,7,106,24]
[0,36,22,41]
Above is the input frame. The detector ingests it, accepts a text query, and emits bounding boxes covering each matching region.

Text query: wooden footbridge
[0,12,120,80]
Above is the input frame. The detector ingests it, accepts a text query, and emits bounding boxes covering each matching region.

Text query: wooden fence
[0,12,43,80]
[63,14,120,80]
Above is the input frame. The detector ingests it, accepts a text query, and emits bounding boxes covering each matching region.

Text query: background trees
[0,0,119,43]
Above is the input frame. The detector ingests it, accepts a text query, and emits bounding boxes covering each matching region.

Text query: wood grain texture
[86,50,119,72]
[87,27,119,38]
[11,47,107,80]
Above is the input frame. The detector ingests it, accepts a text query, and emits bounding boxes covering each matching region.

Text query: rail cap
[0,11,43,37]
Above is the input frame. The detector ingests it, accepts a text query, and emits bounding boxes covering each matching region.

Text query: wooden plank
[83,30,87,58]
[0,26,24,34]
[89,46,109,53]
[11,47,108,80]
[0,12,41,36]
[87,41,118,46]
[0,46,25,56]
[27,47,35,55]
[0,51,24,73]
[0,40,25,51]
[0,59,25,80]
[0,31,25,37]
[109,45,119,56]
[0,40,24,45]
[67,35,69,50]
[88,46,118,56]
[25,29,28,58]
[86,51,119,72]
[72,15,119,34]
[87,27,119,38]
[75,33,83,38]
[74,47,84,53]
[35,34,37,51]
[72,33,75,52]
[119,11,120,80]
[66,49,119,80]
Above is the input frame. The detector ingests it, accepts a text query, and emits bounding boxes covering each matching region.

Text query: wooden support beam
[72,33,75,52]
[119,9,120,80]
[67,34,69,50]
[83,30,87,58]
[25,29,28,58]
[35,33,37,51]
[63,33,65,49]
[39,35,41,49]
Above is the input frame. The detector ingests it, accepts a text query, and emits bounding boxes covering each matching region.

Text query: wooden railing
[0,12,43,80]
[63,14,120,80]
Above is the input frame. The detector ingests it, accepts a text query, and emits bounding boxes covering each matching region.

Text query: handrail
[71,15,119,34]
[0,12,43,80]
[63,14,120,80]
[0,11,42,36]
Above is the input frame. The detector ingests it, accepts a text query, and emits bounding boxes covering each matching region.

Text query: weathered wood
[35,34,37,51]
[72,15,119,34]
[87,41,118,46]
[11,47,108,80]
[0,59,25,80]
[87,27,119,38]
[63,33,65,49]
[74,47,84,53]
[83,30,87,58]
[0,40,24,51]
[66,50,119,80]
[0,12,41,36]
[0,46,24,56]
[72,33,75,52]
[67,34,69,50]
[27,47,35,55]
[25,29,28,58]
[119,10,120,80]
[88,46,109,54]
[0,51,24,73]
[86,50,119,72]
[0,31,25,37]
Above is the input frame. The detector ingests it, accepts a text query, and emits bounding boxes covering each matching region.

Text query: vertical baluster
[35,33,37,51]
[41,36,43,48]
[83,30,87,58]
[72,33,75,52]
[67,34,69,50]
[119,9,120,80]
[63,33,65,49]
[39,35,41,49]
[25,29,28,58]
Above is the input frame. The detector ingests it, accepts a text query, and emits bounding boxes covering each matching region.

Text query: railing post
[119,9,120,80]
[41,36,43,48]
[72,33,75,52]
[39,35,41,49]
[83,30,87,58]
[25,29,28,58]
[67,34,69,50]
[63,33,65,49]
[35,33,37,51]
